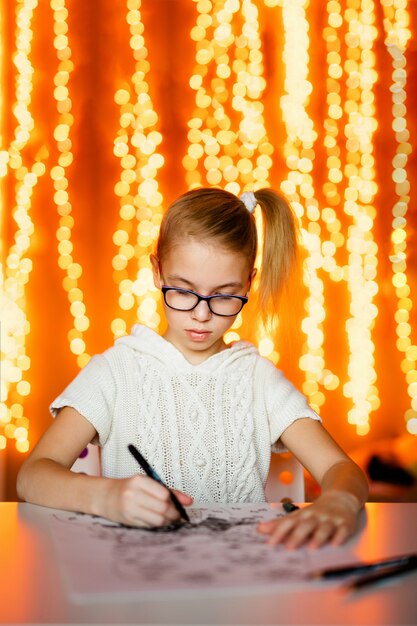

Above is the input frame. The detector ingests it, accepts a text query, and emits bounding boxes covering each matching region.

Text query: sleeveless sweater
[50,324,320,503]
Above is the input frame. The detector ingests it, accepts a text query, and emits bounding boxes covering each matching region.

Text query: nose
[191,299,212,321]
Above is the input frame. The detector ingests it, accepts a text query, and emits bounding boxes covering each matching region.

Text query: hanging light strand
[321,0,345,285]
[51,0,91,369]
[307,0,346,400]
[188,0,277,359]
[381,0,417,436]
[0,0,43,453]
[341,0,380,436]
[186,0,272,194]
[110,0,165,340]
[280,0,328,414]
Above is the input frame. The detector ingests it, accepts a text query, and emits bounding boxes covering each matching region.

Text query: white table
[1,502,416,625]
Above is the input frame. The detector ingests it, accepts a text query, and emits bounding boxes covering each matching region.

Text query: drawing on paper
[46,504,311,597]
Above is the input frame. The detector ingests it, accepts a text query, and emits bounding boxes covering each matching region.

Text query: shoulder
[227,340,290,376]
[225,341,287,381]
[69,341,140,389]
[255,359,309,409]
[251,351,286,382]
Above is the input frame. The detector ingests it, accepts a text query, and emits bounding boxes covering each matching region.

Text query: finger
[171,489,194,505]
[280,516,319,549]
[127,499,179,527]
[331,522,353,546]
[308,520,337,549]
[124,487,179,526]
[257,510,302,535]
[131,475,172,501]
[263,516,307,546]
[257,519,280,535]
[127,480,191,526]
[257,517,295,540]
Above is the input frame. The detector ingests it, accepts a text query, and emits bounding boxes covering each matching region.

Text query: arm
[258,418,368,549]
[16,406,192,527]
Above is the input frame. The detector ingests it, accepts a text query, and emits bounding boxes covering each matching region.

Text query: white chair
[71,443,101,475]
[264,452,305,502]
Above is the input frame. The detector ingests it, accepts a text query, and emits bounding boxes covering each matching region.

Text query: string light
[0,4,6,454]
[315,1,344,397]
[381,0,417,436]
[187,0,272,194]
[51,0,91,369]
[110,0,165,339]
[189,0,277,360]
[321,0,345,283]
[280,0,328,414]
[341,0,379,436]
[0,0,43,453]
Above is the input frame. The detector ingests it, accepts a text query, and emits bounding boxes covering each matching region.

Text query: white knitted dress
[50,324,320,503]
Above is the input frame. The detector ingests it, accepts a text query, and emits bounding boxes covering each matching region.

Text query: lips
[186,329,211,341]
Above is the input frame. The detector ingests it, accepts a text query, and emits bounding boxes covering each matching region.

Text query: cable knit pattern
[50,324,321,503]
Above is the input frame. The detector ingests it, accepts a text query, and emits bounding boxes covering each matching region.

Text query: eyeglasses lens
[164,289,243,316]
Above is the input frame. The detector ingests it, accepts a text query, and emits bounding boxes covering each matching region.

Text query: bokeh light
[1,0,416,456]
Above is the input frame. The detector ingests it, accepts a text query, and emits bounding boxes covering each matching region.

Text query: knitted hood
[115,323,258,373]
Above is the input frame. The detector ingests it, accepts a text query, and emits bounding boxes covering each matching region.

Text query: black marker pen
[128,444,190,522]
[281,499,300,514]
[313,553,417,579]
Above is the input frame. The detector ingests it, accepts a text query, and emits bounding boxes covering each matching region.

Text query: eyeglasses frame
[161,285,248,317]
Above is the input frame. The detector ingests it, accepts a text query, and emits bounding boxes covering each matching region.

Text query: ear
[247,268,257,292]
[150,254,162,289]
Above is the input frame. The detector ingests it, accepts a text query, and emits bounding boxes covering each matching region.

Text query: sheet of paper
[45,503,317,600]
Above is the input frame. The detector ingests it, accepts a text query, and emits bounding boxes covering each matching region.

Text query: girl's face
[151,239,255,365]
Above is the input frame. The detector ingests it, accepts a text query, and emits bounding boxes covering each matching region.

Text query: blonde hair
[156,187,299,322]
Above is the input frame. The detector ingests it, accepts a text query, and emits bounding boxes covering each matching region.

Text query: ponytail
[252,188,299,324]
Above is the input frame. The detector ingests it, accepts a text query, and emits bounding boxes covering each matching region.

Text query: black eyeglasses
[161,286,248,317]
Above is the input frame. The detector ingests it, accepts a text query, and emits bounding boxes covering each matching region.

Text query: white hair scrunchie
[239,191,257,214]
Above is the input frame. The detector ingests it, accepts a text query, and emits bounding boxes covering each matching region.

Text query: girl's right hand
[101,475,193,528]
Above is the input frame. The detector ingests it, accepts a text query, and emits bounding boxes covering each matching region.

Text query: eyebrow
[165,274,244,291]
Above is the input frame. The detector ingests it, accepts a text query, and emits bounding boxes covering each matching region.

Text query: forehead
[161,238,251,289]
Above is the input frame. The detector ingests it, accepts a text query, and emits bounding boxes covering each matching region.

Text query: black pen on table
[312,553,417,580]
[346,556,417,591]
[128,444,190,523]
[281,498,300,514]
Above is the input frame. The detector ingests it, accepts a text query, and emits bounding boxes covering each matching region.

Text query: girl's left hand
[257,491,360,549]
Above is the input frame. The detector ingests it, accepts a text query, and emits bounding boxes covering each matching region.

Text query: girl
[17,187,368,549]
